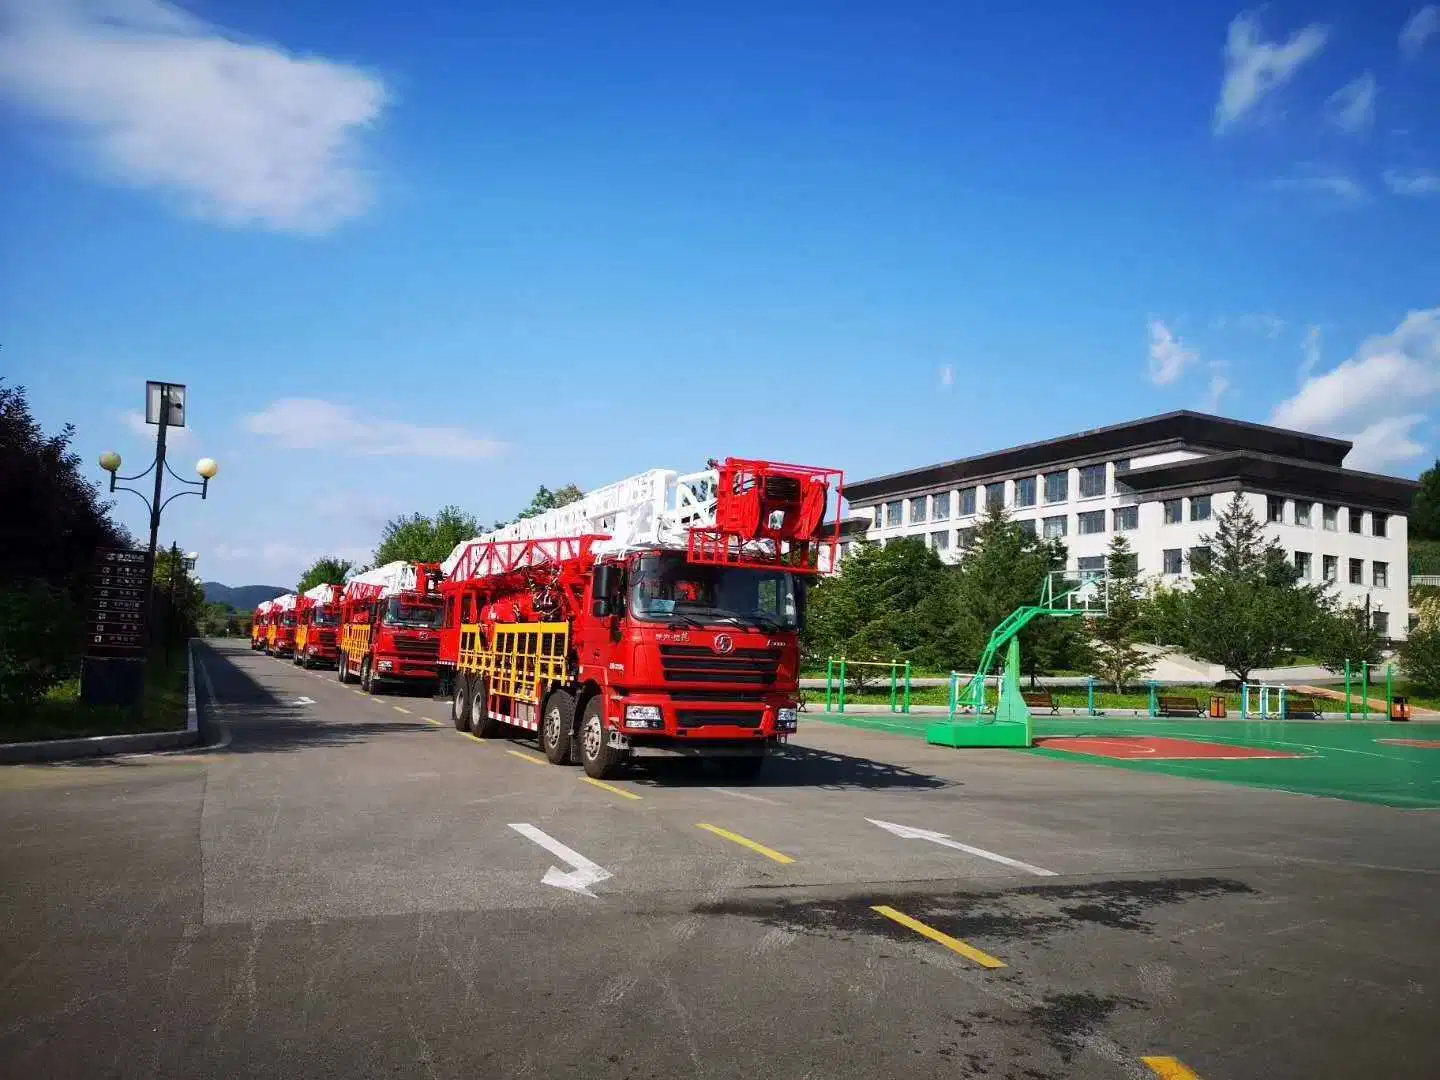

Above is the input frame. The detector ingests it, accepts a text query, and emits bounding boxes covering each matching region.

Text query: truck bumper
[373,661,439,682]
[618,735,773,759]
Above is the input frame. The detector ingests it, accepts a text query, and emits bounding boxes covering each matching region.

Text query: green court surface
[808,712,1440,809]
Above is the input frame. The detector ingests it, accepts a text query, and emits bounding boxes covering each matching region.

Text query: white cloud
[1325,74,1376,135]
[1147,319,1198,386]
[1302,324,1322,379]
[1204,373,1231,412]
[938,364,954,389]
[1214,11,1328,134]
[1271,307,1440,470]
[1401,6,1440,60]
[244,398,505,460]
[1384,168,1440,195]
[1270,165,1366,203]
[0,0,387,232]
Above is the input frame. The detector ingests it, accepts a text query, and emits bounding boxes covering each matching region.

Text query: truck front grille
[392,637,440,658]
[676,710,765,729]
[659,645,778,686]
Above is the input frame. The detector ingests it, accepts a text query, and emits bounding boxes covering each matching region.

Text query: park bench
[1156,695,1204,717]
[1283,694,1322,719]
[1022,690,1059,714]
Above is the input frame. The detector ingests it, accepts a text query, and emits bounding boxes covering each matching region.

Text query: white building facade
[843,412,1417,639]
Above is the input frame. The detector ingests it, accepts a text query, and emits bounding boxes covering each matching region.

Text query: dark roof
[1121,451,1419,513]
[845,411,1353,503]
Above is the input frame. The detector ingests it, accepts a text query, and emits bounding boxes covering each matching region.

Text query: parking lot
[2,639,1436,1078]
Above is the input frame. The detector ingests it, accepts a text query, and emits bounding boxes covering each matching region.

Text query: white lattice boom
[271,593,297,612]
[439,467,720,577]
[345,560,416,598]
[303,583,340,604]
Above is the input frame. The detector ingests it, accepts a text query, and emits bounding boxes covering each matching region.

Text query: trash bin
[1390,696,1411,722]
[1209,694,1227,718]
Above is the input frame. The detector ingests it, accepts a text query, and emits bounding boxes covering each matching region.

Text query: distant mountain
[203,582,289,610]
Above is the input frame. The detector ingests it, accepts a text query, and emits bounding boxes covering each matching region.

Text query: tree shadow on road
[628,743,953,791]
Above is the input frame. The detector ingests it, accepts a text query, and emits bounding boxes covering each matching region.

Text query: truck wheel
[452,674,472,731]
[541,689,576,765]
[579,696,623,779]
[717,755,765,783]
[361,659,375,694]
[337,654,350,683]
[471,677,501,737]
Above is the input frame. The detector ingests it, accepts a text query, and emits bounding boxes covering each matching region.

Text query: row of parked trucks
[251,458,842,779]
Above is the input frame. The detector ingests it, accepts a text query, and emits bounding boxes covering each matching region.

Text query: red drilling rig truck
[433,457,842,780]
[266,593,299,658]
[251,600,272,651]
[292,583,343,669]
[336,561,445,694]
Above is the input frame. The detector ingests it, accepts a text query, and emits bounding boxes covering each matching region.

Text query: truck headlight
[378,660,394,672]
[624,705,664,729]
[776,708,797,730]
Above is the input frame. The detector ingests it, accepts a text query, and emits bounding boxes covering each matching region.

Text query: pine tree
[1410,460,1440,542]
[1088,534,1153,691]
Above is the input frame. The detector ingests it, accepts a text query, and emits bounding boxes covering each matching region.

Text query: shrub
[1400,625,1440,694]
[0,580,82,709]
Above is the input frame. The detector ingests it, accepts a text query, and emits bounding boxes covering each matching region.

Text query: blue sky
[3,0,1439,587]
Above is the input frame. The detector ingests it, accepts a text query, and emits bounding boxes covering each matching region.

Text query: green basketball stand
[926,636,1033,748]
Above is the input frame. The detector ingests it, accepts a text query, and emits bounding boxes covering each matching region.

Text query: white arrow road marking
[294,696,316,705]
[867,818,1056,877]
[507,823,613,897]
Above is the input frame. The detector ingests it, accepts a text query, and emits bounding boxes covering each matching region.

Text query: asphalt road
[2,639,1436,1079]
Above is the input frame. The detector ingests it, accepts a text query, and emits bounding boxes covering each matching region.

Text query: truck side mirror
[592,563,619,617]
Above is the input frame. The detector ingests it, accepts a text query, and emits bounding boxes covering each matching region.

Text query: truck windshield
[383,600,443,629]
[312,609,339,626]
[629,554,800,630]
[281,614,296,627]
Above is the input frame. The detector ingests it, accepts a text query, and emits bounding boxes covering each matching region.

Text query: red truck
[266,593,298,658]
[251,600,272,651]
[292,583,342,669]
[435,458,841,780]
[336,561,444,694]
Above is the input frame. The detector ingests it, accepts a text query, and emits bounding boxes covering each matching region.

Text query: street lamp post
[93,382,218,702]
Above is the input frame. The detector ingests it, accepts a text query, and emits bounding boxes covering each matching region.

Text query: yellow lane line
[871,905,1006,969]
[1141,1058,1201,1080]
[582,777,642,801]
[696,823,794,864]
[350,689,363,695]
[393,706,411,714]
[505,749,547,765]
[462,732,486,743]
[422,717,443,726]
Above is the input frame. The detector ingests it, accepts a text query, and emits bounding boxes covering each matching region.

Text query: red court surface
[1034,735,1306,761]
[1376,738,1440,749]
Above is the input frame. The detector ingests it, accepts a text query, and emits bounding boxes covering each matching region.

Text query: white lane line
[867,818,1057,877]
[706,786,782,805]
[507,823,612,897]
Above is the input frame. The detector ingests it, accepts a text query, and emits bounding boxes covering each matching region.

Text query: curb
[0,641,202,765]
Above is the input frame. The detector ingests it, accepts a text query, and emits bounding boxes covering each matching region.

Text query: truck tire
[338,654,352,683]
[579,696,623,779]
[452,674,472,731]
[541,689,576,765]
[361,658,375,694]
[471,677,502,737]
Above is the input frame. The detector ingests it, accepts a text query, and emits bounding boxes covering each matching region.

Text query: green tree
[1088,534,1153,690]
[1313,603,1385,674]
[950,506,1089,683]
[491,483,585,530]
[1410,460,1440,542]
[0,580,82,709]
[198,601,234,637]
[374,506,481,565]
[1161,493,1328,682]
[1401,625,1440,693]
[298,556,355,594]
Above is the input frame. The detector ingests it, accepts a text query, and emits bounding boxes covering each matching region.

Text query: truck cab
[339,585,443,694]
[294,597,341,669]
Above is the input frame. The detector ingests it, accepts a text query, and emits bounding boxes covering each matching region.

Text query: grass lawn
[2,648,188,744]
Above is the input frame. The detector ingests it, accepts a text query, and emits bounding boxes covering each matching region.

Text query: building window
[1078,510,1105,535]
[1267,496,1285,523]
[1373,611,1390,636]
[1016,519,1036,538]
[1294,551,1312,579]
[1044,471,1068,504]
[1323,504,1338,531]
[957,527,977,549]
[1189,546,1212,573]
[1323,554,1338,582]
[1112,505,1138,531]
[1043,515,1067,539]
[1162,499,1182,524]
[1114,458,1130,474]
[1349,558,1364,585]
[933,491,951,519]
[1078,464,1105,498]
[1014,476,1036,508]
[1348,509,1364,535]
[872,507,882,529]
[1374,561,1388,588]
[1163,548,1183,575]
[959,487,977,517]
[1373,513,1387,538]
[986,483,1005,510]
[931,530,950,552]
[885,501,902,527]
[1077,555,1105,574]
[1191,494,1212,522]
[1295,501,1312,527]
[910,497,928,524]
